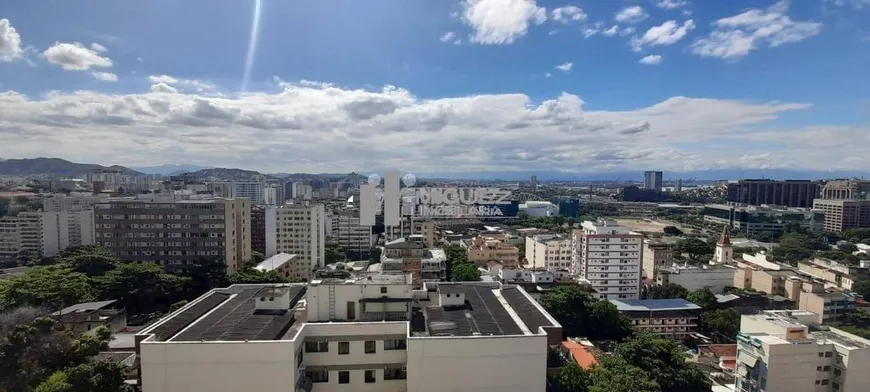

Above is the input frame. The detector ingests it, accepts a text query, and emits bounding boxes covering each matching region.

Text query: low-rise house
[610,298,701,339]
[54,300,126,334]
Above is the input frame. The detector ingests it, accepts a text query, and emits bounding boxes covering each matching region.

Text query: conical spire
[717,225,731,246]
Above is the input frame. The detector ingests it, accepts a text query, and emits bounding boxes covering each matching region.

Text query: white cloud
[42,42,112,71]
[603,25,620,37]
[556,62,573,72]
[91,71,118,82]
[691,1,822,60]
[544,73,552,78]
[631,20,695,51]
[551,6,586,23]
[461,0,547,44]
[90,42,108,53]
[0,19,24,62]
[615,6,649,24]
[454,39,463,45]
[639,55,663,64]
[621,26,636,36]
[148,74,216,92]
[440,32,457,42]
[826,0,870,9]
[657,0,689,10]
[0,80,836,174]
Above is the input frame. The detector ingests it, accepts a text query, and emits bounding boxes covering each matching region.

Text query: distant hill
[0,158,142,177]
[181,167,272,181]
[131,164,213,175]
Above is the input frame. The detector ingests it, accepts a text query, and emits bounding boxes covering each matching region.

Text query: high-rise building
[736,310,870,392]
[530,175,538,189]
[250,206,266,255]
[643,171,663,192]
[42,194,105,212]
[813,199,870,232]
[572,220,643,300]
[263,184,285,206]
[263,203,326,280]
[726,179,820,208]
[525,234,572,271]
[206,181,266,204]
[94,199,251,273]
[334,210,372,259]
[642,239,672,279]
[674,179,682,193]
[0,212,42,262]
[41,210,96,257]
[135,279,562,392]
[821,180,870,200]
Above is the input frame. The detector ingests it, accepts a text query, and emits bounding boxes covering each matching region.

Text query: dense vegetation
[443,244,481,282]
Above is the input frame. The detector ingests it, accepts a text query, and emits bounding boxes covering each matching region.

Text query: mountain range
[0,158,142,177]
[130,164,213,176]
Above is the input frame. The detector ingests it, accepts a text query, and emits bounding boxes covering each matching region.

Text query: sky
[0,0,869,176]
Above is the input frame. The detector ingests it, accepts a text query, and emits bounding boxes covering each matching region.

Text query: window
[338,371,350,384]
[365,370,376,383]
[384,366,407,380]
[306,369,328,383]
[823,366,831,371]
[817,366,822,371]
[384,339,406,350]
[305,340,328,353]
[834,368,842,376]
[821,379,830,385]
[825,352,833,358]
[365,340,376,354]
[380,287,388,294]
[339,341,350,355]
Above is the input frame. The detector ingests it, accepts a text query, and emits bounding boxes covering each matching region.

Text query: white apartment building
[381,237,446,287]
[207,181,266,204]
[42,194,106,212]
[41,210,96,257]
[525,234,571,271]
[572,220,643,300]
[135,275,562,392]
[736,311,870,392]
[333,210,371,258]
[264,203,326,280]
[264,184,286,206]
[656,264,736,294]
[0,212,42,262]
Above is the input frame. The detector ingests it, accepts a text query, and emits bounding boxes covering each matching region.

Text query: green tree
[853,280,870,300]
[228,268,289,284]
[96,263,185,315]
[588,301,633,341]
[839,243,859,253]
[556,363,591,392]
[686,288,718,310]
[541,285,632,341]
[325,246,345,264]
[613,333,711,392]
[35,360,129,392]
[451,263,481,282]
[181,258,228,294]
[3,267,94,309]
[816,250,859,264]
[643,283,689,300]
[674,238,714,263]
[169,300,189,312]
[62,254,120,277]
[242,251,265,268]
[589,357,661,392]
[699,308,740,343]
[444,244,469,280]
[662,226,683,236]
[783,221,805,234]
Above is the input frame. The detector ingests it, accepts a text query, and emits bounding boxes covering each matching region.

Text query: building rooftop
[56,300,118,316]
[562,340,598,369]
[610,299,702,312]
[309,272,411,285]
[417,284,558,337]
[254,253,296,272]
[812,329,870,350]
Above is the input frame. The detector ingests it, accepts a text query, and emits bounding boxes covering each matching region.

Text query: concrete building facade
[264,203,326,280]
[0,212,42,262]
[94,198,251,273]
[611,298,701,339]
[642,239,673,279]
[572,220,643,300]
[813,199,870,232]
[41,210,96,257]
[726,179,820,208]
[525,234,571,271]
[644,171,663,192]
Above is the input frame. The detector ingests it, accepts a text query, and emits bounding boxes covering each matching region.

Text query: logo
[359,171,512,227]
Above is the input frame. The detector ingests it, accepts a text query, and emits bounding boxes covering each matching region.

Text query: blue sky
[0,0,869,174]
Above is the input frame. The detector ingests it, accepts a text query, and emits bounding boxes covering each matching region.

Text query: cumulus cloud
[602,25,620,37]
[0,79,836,174]
[440,32,456,42]
[42,42,112,71]
[91,71,118,82]
[615,6,649,24]
[639,55,663,65]
[555,62,573,72]
[90,42,108,53]
[147,74,215,92]
[691,1,822,60]
[461,0,547,44]
[657,0,689,10]
[632,20,695,51]
[0,19,24,62]
[551,6,586,23]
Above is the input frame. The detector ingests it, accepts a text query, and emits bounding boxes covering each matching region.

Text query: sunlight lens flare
[241,0,263,92]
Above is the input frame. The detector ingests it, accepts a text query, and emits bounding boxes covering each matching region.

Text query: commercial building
[525,234,572,271]
[332,210,372,260]
[94,198,251,274]
[264,203,326,280]
[642,239,673,279]
[42,194,105,212]
[821,180,870,200]
[207,181,266,204]
[382,237,445,287]
[797,258,870,291]
[572,220,643,300]
[644,171,663,192]
[703,204,824,236]
[135,277,561,392]
[0,212,42,262]
[463,236,520,267]
[264,184,286,206]
[610,298,701,339]
[726,179,820,208]
[41,210,96,257]
[250,206,267,254]
[656,265,736,294]
[736,310,870,392]
[812,199,870,232]
[520,201,558,217]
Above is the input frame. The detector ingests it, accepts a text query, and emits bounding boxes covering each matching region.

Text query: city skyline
[1,1,869,174]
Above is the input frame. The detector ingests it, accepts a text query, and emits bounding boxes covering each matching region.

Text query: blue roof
[609,299,701,312]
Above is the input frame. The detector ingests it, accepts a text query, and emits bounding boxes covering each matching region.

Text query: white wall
[307,283,412,321]
[406,336,547,392]
[140,341,297,392]
[264,206,277,257]
[664,268,736,294]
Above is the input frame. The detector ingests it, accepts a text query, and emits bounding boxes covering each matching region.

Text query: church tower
[713,226,733,264]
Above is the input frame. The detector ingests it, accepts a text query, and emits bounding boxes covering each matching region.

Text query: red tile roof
[562,341,598,369]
